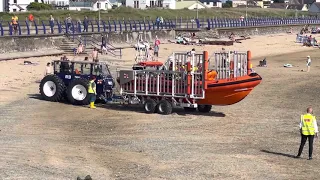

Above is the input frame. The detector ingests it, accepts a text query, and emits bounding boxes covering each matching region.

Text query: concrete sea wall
[0,30,176,54]
[0,24,315,54]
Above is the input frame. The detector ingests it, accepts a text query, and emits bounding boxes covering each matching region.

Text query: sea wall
[178,24,313,39]
[0,24,314,54]
[0,30,176,54]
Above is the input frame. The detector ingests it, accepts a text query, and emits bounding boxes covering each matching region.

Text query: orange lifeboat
[197,72,262,105]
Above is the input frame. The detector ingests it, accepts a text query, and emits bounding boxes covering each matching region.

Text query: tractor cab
[40,60,115,105]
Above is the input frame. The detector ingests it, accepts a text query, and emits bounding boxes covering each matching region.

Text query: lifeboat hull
[197,73,262,105]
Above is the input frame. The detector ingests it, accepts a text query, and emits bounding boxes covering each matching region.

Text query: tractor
[39,60,115,105]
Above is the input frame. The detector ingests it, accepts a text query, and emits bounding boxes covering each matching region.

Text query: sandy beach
[1,32,320,179]
[0,33,317,105]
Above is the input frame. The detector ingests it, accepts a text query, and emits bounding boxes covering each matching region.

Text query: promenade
[0,17,318,37]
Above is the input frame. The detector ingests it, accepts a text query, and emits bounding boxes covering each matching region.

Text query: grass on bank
[0,7,310,22]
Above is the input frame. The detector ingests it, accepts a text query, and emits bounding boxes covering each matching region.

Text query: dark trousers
[298,134,314,157]
[89,93,96,103]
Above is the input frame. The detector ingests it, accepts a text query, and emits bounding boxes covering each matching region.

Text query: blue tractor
[39,60,115,105]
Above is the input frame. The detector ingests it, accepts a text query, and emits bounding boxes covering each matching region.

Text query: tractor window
[82,64,91,75]
[73,63,82,75]
[53,61,61,73]
[92,64,103,76]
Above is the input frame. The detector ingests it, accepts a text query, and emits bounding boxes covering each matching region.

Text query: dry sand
[0,33,316,105]
[1,33,320,179]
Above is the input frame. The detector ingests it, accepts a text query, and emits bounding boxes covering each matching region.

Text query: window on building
[13,0,17,3]
[134,1,139,8]
[97,2,101,8]
[166,4,169,7]
[121,0,126,6]
[157,0,163,7]
[35,0,38,2]
[150,0,155,7]
[13,9,17,12]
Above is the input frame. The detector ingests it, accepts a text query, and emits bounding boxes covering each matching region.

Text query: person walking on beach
[44,62,52,76]
[83,16,89,32]
[92,47,99,62]
[296,107,318,160]
[49,15,55,34]
[66,14,72,32]
[306,55,311,72]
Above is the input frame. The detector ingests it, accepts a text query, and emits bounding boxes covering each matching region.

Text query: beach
[1,32,320,179]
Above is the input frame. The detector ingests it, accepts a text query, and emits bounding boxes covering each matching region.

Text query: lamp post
[245,0,248,20]
[196,0,199,19]
[98,0,101,26]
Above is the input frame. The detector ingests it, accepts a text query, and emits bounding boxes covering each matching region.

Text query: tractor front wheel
[39,75,65,102]
[66,79,91,105]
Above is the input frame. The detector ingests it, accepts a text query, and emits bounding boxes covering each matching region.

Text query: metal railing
[1,17,320,36]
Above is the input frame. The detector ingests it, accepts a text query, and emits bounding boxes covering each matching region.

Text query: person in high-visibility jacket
[296,107,318,160]
[88,76,97,109]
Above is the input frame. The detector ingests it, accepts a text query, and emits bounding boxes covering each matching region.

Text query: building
[125,0,175,9]
[69,0,112,11]
[43,0,69,9]
[255,0,272,8]
[287,4,308,10]
[0,0,4,12]
[8,0,35,12]
[175,0,208,9]
[199,0,222,8]
[232,0,247,7]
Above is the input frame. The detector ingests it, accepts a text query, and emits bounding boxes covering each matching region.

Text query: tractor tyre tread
[67,78,90,105]
[39,74,66,102]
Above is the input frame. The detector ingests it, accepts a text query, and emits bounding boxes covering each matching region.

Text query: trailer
[116,50,262,115]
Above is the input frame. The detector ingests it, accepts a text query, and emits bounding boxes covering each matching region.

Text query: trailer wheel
[197,105,212,113]
[157,100,172,115]
[184,107,197,112]
[39,75,65,102]
[144,99,157,113]
[66,79,90,105]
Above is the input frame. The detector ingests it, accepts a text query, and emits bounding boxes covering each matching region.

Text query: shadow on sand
[28,94,226,117]
[261,150,296,158]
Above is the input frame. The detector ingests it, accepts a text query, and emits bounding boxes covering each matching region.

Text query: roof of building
[176,1,208,9]
[270,3,287,9]
[287,4,304,10]
[12,4,25,10]
[310,2,320,9]
[69,0,111,7]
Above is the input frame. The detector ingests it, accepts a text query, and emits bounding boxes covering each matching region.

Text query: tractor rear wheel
[197,105,212,113]
[39,75,65,102]
[144,99,157,113]
[66,79,90,105]
[157,100,172,115]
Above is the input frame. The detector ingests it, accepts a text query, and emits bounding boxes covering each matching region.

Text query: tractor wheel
[66,79,90,105]
[157,100,172,115]
[39,75,66,102]
[197,105,212,113]
[144,99,157,114]
[184,107,197,112]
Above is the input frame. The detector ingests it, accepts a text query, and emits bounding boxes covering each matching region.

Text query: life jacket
[301,113,316,135]
[88,80,96,94]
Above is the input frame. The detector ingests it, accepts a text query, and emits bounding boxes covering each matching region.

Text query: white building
[69,0,112,11]
[200,0,222,8]
[43,0,69,9]
[232,0,247,7]
[9,0,35,12]
[0,0,4,12]
[125,0,175,9]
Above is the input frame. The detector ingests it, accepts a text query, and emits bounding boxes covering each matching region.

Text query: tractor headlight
[107,81,113,85]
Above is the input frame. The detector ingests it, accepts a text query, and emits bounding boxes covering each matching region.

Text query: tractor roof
[53,60,107,65]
